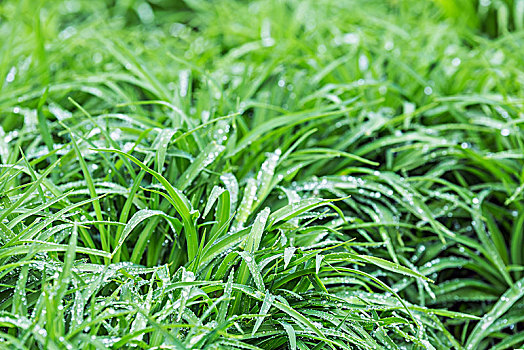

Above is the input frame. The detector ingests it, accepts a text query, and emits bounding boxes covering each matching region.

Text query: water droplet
[93,52,103,64]
[179,70,189,98]
[137,2,155,24]
[358,54,369,71]
[5,67,16,83]
[343,33,359,45]
[261,18,275,47]
[480,0,491,6]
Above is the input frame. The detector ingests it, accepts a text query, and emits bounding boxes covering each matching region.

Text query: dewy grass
[0,0,523,349]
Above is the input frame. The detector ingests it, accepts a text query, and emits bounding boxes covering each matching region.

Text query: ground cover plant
[0,0,523,349]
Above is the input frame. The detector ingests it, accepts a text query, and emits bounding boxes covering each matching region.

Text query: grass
[0,0,523,349]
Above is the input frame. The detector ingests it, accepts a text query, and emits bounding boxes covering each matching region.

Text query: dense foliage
[0,0,523,349]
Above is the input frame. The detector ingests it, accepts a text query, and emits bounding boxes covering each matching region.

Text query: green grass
[1,0,523,349]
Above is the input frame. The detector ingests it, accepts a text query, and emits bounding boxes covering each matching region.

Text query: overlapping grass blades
[0,0,523,349]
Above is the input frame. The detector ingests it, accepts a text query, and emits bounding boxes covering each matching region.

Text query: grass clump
[1,0,523,349]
